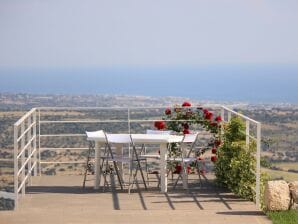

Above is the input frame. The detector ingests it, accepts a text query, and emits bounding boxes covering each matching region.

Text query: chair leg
[173,173,182,189]
[196,161,202,188]
[145,159,150,186]
[112,161,123,190]
[128,161,135,194]
[102,159,109,192]
[136,157,147,190]
[83,142,94,189]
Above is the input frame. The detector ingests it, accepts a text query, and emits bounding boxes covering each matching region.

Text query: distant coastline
[0,93,297,111]
[0,65,298,103]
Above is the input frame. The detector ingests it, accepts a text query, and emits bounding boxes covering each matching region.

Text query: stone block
[264,180,290,211]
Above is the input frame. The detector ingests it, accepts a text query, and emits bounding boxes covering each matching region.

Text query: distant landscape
[0,93,297,192]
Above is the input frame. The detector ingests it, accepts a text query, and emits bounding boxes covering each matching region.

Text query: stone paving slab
[0,175,272,224]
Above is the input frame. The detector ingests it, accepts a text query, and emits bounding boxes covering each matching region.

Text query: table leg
[182,143,188,189]
[115,144,124,181]
[94,142,101,190]
[160,143,167,193]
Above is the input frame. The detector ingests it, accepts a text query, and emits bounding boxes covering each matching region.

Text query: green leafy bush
[215,116,256,200]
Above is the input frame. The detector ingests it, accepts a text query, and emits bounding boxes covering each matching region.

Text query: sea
[0,64,297,103]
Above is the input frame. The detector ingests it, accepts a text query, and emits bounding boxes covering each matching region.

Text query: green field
[272,162,298,170]
[267,210,298,224]
[262,168,298,182]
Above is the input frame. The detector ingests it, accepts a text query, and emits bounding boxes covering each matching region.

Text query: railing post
[14,124,18,209]
[246,120,250,146]
[20,122,25,196]
[227,111,231,122]
[221,107,225,136]
[38,109,41,176]
[27,114,32,186]
[127,108,131,171]
[127,108,131,134]
[256,122,261,209]
[33,110,37,176]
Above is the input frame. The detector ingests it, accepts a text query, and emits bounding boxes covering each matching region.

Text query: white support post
[33,111,37,176]
[246,120,250,146]
[38,109,41,176]
[20,122,25,196]
[27,115,32,186]
[256,123,261,209]
[221,108,225,136]
[227,111,232,122]
[127,108,131,134]
[14,124,18,209]
[128,108,131,171]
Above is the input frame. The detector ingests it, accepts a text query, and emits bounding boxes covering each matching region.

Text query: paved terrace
[0,174,271,224]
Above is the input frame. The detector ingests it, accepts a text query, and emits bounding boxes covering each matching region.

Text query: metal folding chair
[167,133,203,189]
[128,134,148,193]
[139,130,172,186]
[82,141,95,189]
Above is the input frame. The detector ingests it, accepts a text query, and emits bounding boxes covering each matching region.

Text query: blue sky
[0,0,298,68]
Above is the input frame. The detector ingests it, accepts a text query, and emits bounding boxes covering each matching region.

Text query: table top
[86,132,186,144]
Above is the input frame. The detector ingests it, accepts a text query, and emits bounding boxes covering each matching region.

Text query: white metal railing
[12,105,261,209]
[13,108,38,209]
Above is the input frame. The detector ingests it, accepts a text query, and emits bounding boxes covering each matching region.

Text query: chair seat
[140,154,160,159]
[101,156,146,163]
[167,157,197,163]
[101,156,131,163]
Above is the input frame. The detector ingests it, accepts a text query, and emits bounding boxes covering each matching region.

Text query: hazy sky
[1,0,298,69]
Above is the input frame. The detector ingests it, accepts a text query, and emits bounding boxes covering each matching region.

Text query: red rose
[211,155,217,162]
[187,166,191,174]
[210,122,217,127]
[215,116,222,122]
[203,109,209,114]
[183,129,190,134]
[183,123,189,129]
[215,140,222,147]
[175,164,182,174]
[154,121,166,130]
[165,108,171,115]
[211,148,217,154]
[182,102,191,107]
[205,112,213,120]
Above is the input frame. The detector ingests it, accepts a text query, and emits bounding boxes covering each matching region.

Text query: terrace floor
[0,174,272,224]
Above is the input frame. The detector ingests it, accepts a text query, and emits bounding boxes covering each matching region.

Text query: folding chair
[82,140,95,189]
[139,130,172,186]
[100,132,148,193]
[101,132,128,191]
[167,133,203,189]
[128,134,149,193]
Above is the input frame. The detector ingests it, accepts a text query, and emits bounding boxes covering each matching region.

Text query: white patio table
[86,133,184,193]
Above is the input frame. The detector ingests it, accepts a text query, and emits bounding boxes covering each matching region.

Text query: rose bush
[154,102,223,165]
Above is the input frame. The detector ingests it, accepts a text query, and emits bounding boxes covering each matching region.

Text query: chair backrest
[146,129,172,135]
[106,134,131,144]
[182,133,198,143]
[181,132,199,157]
